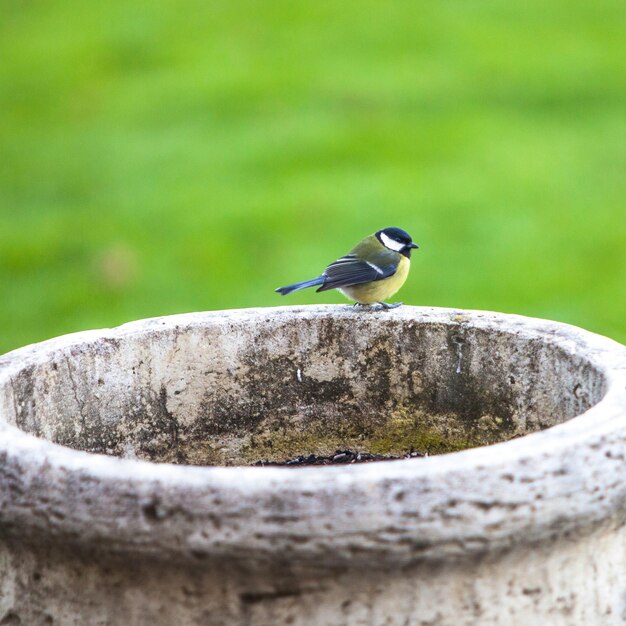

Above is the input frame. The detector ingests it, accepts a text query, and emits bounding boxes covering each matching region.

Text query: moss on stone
[145,402,519,466]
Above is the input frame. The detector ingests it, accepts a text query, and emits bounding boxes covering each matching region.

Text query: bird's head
[375,227,419,258]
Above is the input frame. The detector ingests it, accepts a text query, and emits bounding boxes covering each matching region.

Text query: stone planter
[1,305,625,625]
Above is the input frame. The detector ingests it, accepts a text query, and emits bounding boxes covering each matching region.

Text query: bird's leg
[378,301,402,310]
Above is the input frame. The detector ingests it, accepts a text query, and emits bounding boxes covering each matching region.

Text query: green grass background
[1,0,624,354]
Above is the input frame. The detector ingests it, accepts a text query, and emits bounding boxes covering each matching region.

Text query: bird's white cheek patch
[380,232,405,251]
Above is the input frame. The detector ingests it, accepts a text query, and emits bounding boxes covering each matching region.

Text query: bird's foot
[378,301,402,310]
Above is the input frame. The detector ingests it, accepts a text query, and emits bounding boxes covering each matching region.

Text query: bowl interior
[0,310,606,466]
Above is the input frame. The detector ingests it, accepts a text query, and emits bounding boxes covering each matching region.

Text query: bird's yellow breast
[340,255,410,304]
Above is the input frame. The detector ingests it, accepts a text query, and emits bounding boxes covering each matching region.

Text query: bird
[275,227,419,309]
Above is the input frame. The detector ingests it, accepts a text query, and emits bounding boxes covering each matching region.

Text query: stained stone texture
[0,305,625,626]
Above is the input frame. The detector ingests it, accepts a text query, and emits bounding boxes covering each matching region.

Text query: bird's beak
[408,243,419,249]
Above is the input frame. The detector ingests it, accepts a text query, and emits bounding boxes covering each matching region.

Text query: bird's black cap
[377,227,414,244]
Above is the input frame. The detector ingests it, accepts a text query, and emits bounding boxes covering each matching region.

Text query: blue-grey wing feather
[316,254,398,292]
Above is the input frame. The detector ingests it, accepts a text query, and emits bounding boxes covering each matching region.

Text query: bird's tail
[275,276,325,296]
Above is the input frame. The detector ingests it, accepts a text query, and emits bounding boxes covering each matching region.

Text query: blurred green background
[1,0,624,354]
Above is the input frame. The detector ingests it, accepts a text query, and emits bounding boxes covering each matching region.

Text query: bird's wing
[316,250,399,292]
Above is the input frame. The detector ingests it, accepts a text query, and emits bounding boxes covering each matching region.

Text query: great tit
[275,227,419,309]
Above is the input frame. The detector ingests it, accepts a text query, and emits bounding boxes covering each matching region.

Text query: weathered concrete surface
[0,305,625,625]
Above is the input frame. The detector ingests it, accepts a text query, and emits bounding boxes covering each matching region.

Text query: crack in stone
[8,377,20,425]
[159,384,180,453]
[65,358,87,431]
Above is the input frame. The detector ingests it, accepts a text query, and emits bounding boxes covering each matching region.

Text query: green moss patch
[138,403,521,466]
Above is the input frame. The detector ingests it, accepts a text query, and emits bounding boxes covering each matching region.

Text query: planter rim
[1,305,625,567]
